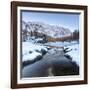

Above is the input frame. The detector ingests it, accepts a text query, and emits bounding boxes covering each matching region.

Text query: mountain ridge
[22,21,72,38]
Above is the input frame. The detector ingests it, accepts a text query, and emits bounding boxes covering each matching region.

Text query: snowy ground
[22,42,47,62]
[22,38,80,66]
[65,44,80,65]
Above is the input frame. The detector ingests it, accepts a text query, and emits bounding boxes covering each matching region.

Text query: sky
[22,11,80,32]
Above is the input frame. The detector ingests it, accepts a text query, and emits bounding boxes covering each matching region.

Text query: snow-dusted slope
[22,21,71,38]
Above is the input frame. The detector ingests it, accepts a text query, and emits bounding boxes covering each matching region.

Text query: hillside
[22,21,72,41]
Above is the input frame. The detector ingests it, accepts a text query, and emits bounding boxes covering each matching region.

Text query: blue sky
[22,11,80,32]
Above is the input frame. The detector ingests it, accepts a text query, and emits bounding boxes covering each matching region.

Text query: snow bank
[22,42,47,62]
[23,52,42,62]
[65,44,80,65]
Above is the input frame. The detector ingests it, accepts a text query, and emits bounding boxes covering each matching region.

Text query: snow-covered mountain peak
[22,21,72,38]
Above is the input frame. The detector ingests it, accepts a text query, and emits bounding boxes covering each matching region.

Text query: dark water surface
[22,51,79,78]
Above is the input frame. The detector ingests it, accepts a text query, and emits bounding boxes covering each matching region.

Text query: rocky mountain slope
[22,21,72,38]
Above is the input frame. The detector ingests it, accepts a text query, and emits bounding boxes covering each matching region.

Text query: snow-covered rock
[23,51,42,62]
